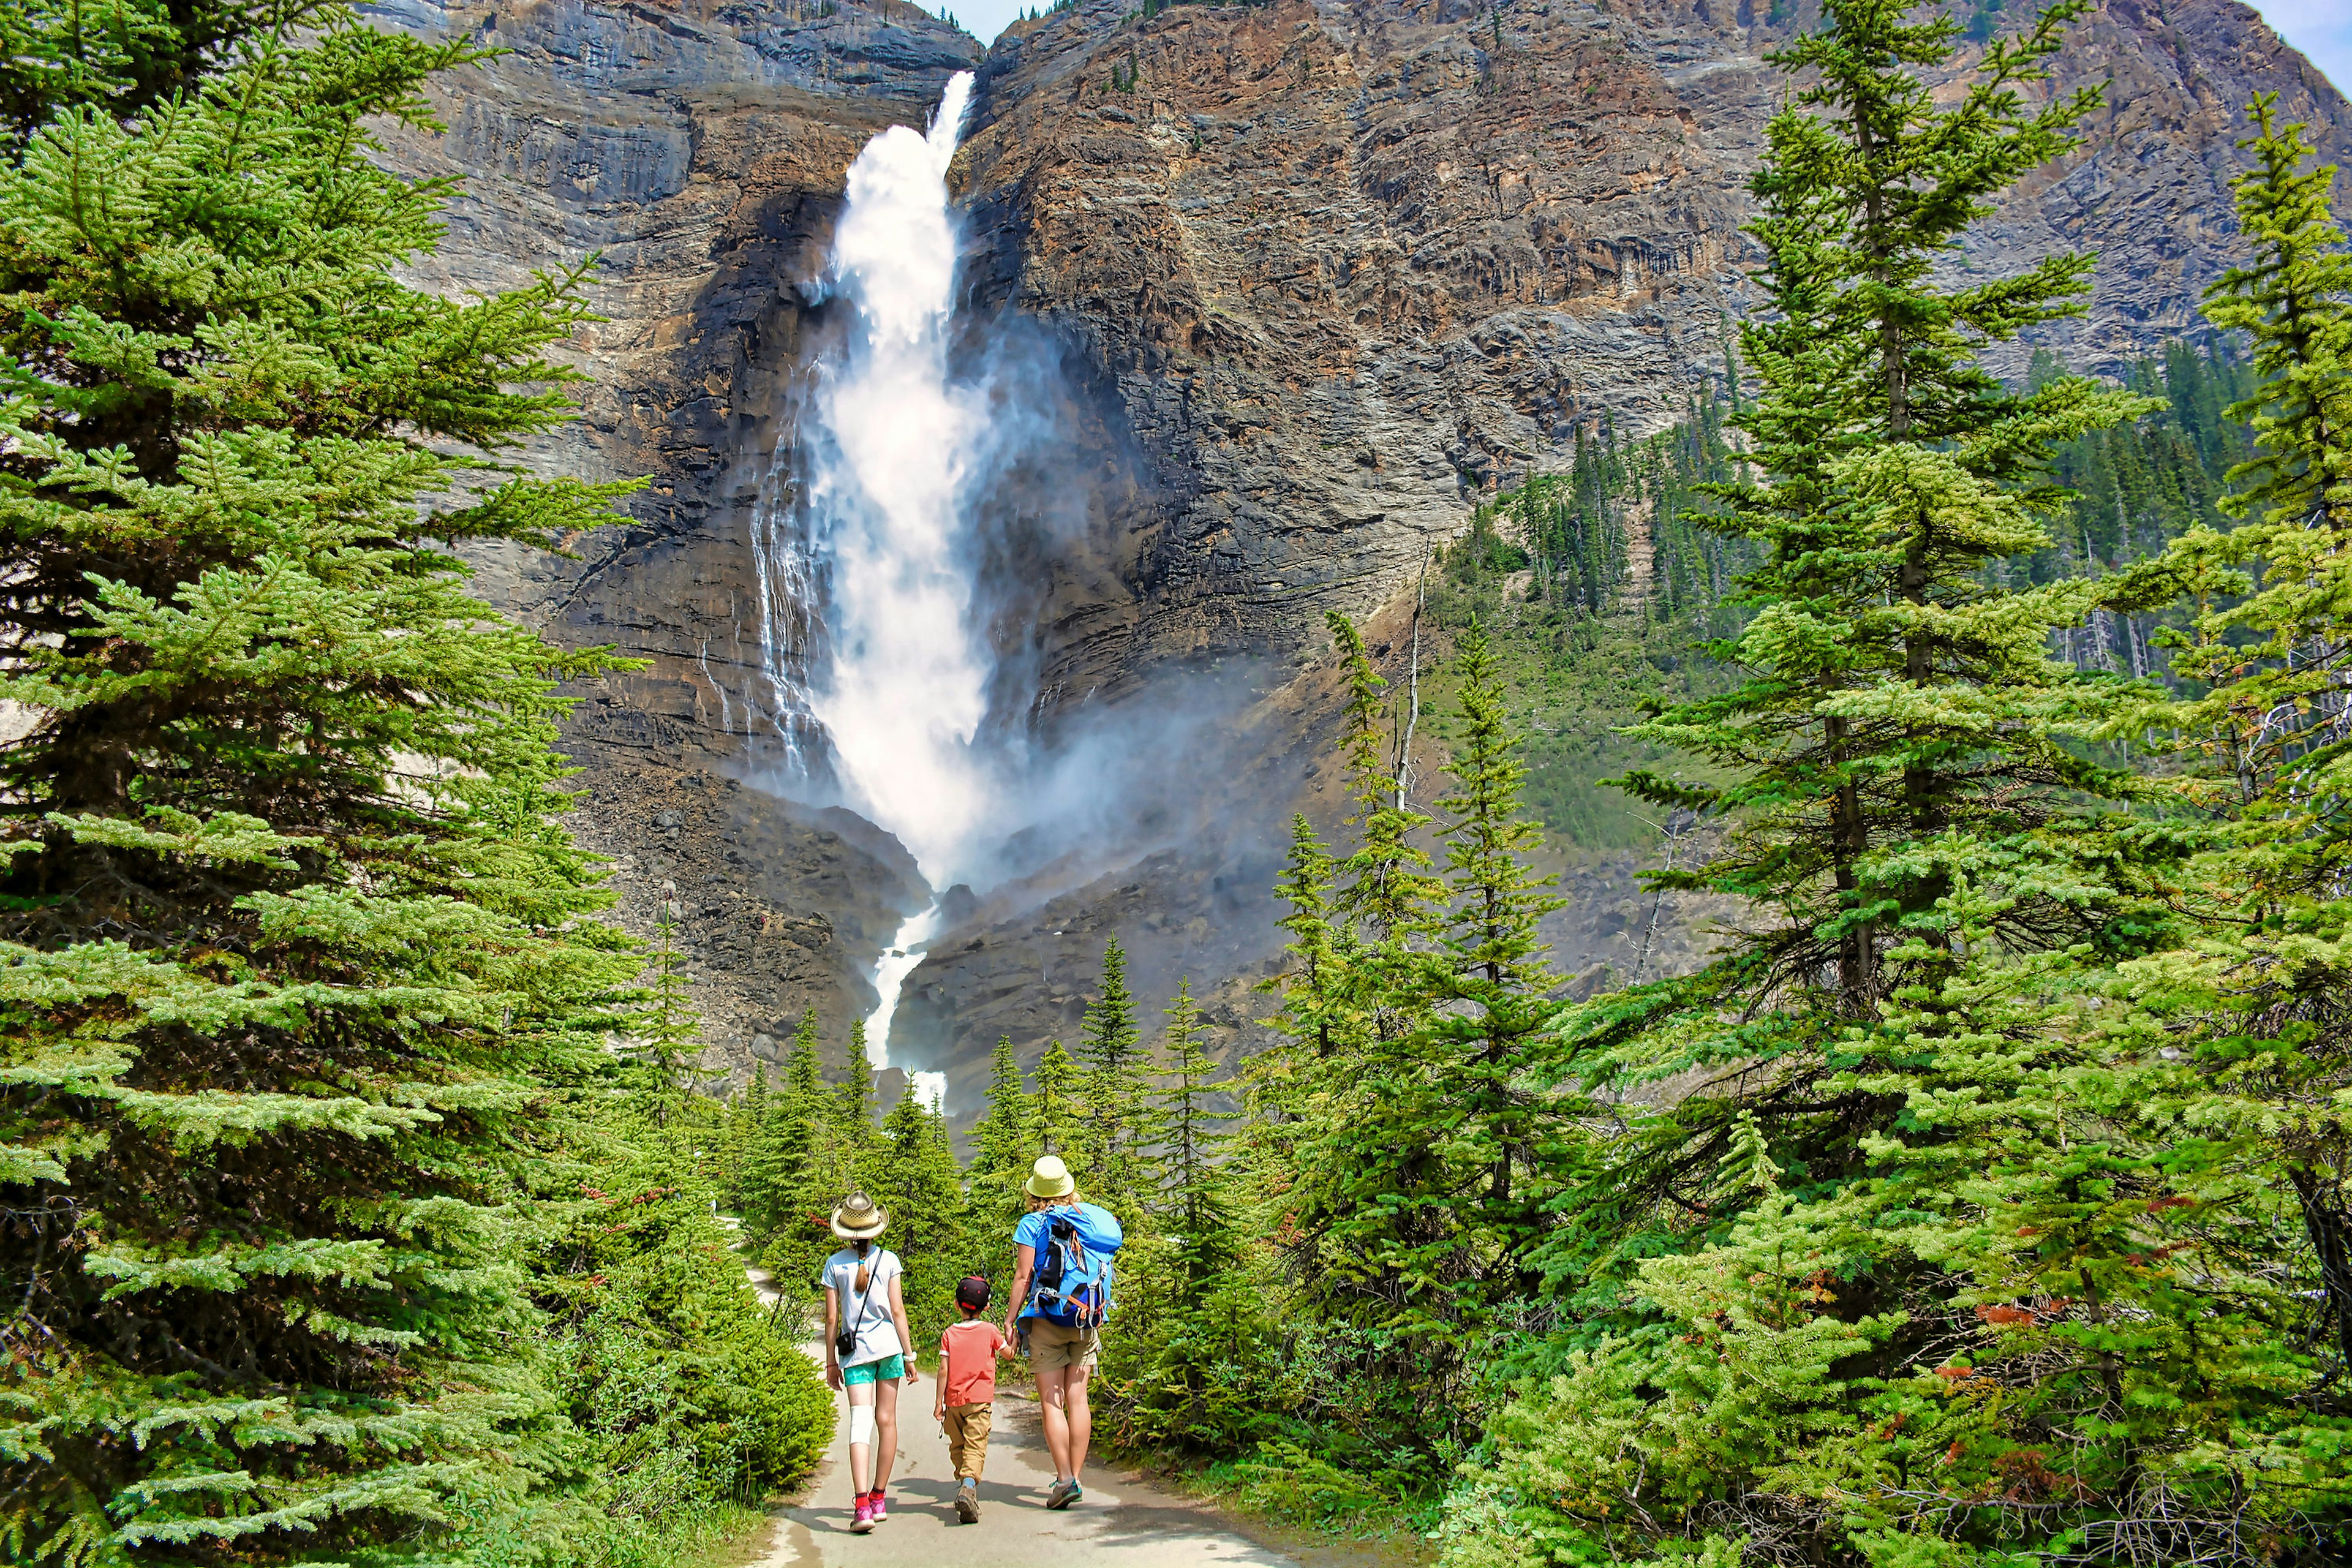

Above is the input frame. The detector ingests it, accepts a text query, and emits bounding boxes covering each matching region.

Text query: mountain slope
[374,0,2350,1103]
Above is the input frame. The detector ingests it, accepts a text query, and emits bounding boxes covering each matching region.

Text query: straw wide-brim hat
[830,1191,889,1240]
[1025,1155,1077,1200]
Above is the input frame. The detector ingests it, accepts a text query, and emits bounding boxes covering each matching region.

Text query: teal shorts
[842,1354,906,1386]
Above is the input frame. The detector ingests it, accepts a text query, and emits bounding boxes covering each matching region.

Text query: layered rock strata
[375,0,2351,1101]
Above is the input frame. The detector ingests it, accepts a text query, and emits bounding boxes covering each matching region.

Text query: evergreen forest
[12,1,2352,1566]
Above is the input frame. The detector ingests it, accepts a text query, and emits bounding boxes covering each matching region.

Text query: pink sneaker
[870,1489,889,1523]
[850,1495,874,1534]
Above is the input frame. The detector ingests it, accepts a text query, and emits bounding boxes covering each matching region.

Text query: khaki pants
[943,1402,993,1480]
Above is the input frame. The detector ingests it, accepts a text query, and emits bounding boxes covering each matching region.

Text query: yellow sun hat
[1024,1155,1077,1199]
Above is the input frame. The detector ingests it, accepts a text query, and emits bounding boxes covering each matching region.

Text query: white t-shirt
[819,1246,904,1366]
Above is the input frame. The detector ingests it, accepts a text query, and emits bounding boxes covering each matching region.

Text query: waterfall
[752,72,980,1112]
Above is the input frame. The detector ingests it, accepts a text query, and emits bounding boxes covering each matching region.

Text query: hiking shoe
[956,1482,980,1523]
[1046,1478,1077,1510]
[870,1490,888,1523]
[850,1496,874,1534]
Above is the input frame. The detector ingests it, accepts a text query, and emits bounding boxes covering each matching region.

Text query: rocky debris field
[564,758,927,1088]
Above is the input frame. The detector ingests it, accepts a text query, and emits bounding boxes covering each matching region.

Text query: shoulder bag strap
[841,1255,880,1344]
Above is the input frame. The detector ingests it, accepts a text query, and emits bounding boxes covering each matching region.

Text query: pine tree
[726,1063,772,1212]
[626,901,705,1128]
[968,1034,1035,1238]
[1031,1039,1085,1161]
[2143,100,2352,1385]
[1425,619,1564,1286]
[1155,980,1238,1300]
[2203,93,2352,534]
[837,1018,878,1139]
[0,8,647,1561]
[1078,935,1147,1212]
[875,1079,970,1346]
[1457,7,2327,1563]
[742,1008,821,1237]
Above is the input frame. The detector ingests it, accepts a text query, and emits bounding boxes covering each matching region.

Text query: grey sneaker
[956,1482,980,1523]
[1046,1478,1078,1510]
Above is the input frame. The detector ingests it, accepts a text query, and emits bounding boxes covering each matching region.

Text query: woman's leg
[873,1373,900,1489]
[1063,1363,1093,1483]
[1035,1363,1074,1480]
[845,1380,876,1496]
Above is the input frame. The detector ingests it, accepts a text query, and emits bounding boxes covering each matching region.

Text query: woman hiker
[820,1191,918,1533]
[1001,1155,1120,1510]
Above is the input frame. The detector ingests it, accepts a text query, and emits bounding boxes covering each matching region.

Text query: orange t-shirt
[940,1319,1009,1408]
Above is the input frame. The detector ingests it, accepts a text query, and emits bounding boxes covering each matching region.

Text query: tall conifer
[875,1079,968,1344]
[1031,1039,1085,1161]
[1079,936,1146,1210]
[1465,7,2322,1563]
[1155,980,1238,1299]
[968,1034,1034,1238]
[0,7,645,1559]
[1427,620,1564,1280]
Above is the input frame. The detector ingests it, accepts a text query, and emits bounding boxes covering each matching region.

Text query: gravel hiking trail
[733,1262,1378,1568]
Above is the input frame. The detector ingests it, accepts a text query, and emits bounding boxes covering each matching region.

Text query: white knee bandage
[848,1404,876,1447]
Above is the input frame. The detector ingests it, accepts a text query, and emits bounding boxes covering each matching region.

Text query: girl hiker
[1001,1155,1121,1510]
[820,1191,917,1533]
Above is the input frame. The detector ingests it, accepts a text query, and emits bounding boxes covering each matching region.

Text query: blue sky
[933,2,2349,92]
[2248,2,2351,97]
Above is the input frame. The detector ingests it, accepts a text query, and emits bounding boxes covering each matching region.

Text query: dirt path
[736,1265,1326,1568]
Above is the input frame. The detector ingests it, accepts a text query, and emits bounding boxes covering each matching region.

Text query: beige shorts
[1024,1317,1099,1372]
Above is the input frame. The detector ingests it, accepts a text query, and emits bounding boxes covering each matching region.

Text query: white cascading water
[755,72,981,1110]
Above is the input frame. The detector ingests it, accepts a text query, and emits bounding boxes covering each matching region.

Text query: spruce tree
[0,7,644,1560]
[1580,0,2162,1226]
[1455,6,2328,1563]
[968,1034,1034,1239]
[1154,980,1237,1300]
[1425,620,1564,1284]
[785,1006,826,1117]
[1324,611,1442,953]
[1616,0,2149,1005]
[875,1079,970,1346]
[2144,102,2352,1384]
[742,1008,822,1238]
[1079,935,1146,1212]
[2201,93,2352,535]
[1264,815,1348,1066]
[1285,619,1462,1342]
[1031,1039,1085,1160]
[626,903,704,1128]
[837,1019,878,1141]
[726,1063,771,1213]
[2167,102,2352,811]
[792,1019,877,1249]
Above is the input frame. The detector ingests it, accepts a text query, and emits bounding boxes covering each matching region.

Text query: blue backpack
[1029,1202,1123,1327]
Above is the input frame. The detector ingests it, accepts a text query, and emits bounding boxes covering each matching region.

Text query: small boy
[936,1275,1011,1523]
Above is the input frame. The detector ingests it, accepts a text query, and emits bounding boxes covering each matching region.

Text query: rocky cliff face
[954,0,2351,690]
[367,0,976,1057]
[377,0,2351,1109]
